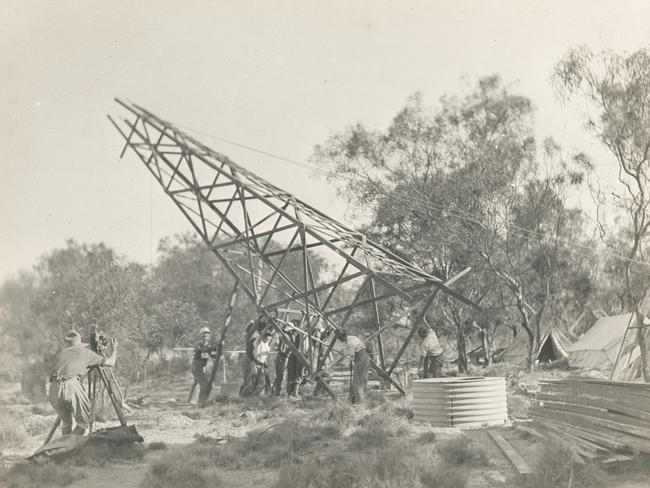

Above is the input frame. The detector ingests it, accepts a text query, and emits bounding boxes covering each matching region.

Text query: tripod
[42,365,127,446]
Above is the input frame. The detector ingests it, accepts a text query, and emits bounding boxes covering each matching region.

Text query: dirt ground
[1,369,649,488]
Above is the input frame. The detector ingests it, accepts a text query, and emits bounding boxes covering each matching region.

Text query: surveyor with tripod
[48,330,118,436]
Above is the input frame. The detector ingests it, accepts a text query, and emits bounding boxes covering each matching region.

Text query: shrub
[420,462,469,488]
[417,431,437,444]
[142,459,217,488]
[523,443,605,488]
[320,401,354,426]
[147,441,168,451]
[274,446,424,488]
[68,440,144,466]
[5,461,85,488]
[347,410,412,451]
[435,435,488,466]
[242,418,340,466]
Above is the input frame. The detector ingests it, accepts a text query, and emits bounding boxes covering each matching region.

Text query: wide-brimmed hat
[198,327,211,335]
[65,330,82,346]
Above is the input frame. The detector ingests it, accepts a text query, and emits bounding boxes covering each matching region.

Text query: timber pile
[530,378,650,463]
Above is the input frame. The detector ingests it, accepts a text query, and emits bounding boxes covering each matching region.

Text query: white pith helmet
[198,327,211,335]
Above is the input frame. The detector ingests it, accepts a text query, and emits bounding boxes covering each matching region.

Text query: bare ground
[2,370,650,488]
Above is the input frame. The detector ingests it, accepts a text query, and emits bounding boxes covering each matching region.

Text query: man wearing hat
[192,327,218,404]
[418,324,444,378]
[336,329,368,404]
[49,329,118,436]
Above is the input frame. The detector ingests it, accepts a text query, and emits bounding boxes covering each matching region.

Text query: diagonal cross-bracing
[108,100,479,397]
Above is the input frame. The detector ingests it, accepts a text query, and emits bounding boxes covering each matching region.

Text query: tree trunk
[635,308,650,381]
[525,326,536,371]
[480,328,491,366]
[456,329,468,373]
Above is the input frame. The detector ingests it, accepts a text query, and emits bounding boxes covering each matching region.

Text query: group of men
[46,315,445,436]
[190,315,446,405]
[239,318,305,397]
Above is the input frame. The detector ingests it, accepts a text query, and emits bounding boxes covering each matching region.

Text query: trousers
[272,353,287,396]
[351,349,369,404]
[191,360,210,403]
[286,355,303,396]
[423,354,444,378]
[49,376,91,435]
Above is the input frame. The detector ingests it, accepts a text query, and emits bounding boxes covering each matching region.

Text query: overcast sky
[2,1,650,280]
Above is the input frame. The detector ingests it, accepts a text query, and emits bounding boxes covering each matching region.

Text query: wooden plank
[530,412,645,452]
[536,393,650,423]
[534,421,604,458]
[515,425,548,441]
[532,405,650,442]
[537,400,650,431]
[488,431,533,475]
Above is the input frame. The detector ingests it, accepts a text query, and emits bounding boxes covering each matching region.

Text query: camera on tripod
[89,324,111,356]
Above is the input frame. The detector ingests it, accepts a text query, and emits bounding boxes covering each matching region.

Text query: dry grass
[435,435,489,466]
[4,461,86,488]
[0,421,27,450]
[420,462,470,488]
[142,415,341,486]
[22,414,54,436]
[147,441,168,451]
[347,409,412,451]
[274,445,470,488]
[522,442,605,488]
[67,440,145,467]
[142,460,219,488]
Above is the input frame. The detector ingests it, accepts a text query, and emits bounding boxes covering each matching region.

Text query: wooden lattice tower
[108,100,478,397]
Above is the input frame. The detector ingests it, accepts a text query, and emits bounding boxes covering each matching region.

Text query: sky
[2,0,650,280]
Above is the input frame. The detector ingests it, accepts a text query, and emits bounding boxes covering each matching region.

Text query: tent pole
[609,313,636,380]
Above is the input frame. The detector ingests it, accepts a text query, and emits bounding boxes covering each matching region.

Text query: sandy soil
[2,370,649,488]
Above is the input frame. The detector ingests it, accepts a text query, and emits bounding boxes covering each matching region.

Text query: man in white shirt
[336,329,368,404]
[418,326,444,378]
[241,331,272,396]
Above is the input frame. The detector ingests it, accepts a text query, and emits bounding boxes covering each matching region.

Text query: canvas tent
[568,313,644,380]
[498,326,575,366]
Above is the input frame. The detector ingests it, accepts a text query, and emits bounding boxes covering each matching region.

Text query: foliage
[435,435,489,466]
[0,230,327,387]
[555,45,650,379]
[312,76,595,370]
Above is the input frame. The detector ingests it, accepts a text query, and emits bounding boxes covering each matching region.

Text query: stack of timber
[530,378,650,463]
[413,377,507,427]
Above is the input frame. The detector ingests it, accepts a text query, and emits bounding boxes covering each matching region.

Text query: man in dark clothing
[286,322,304,397]
[49,330,118,436]
[192,327,218,404]
[272,325,292,396]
